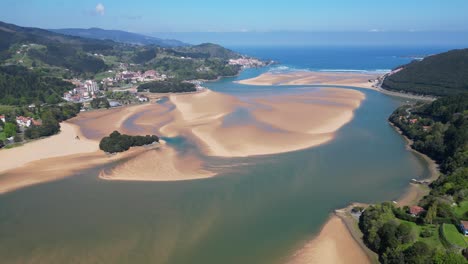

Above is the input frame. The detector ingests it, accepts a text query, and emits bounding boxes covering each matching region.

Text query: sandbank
[287,215,371,264]
[167,88,365,157]
[238,71,380,89]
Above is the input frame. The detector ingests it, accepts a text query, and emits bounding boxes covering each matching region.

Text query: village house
[409,205,425,217]
[459,221,468,236]
[137,95,149,102]
[0,115,5,123]
[16,116,33,127]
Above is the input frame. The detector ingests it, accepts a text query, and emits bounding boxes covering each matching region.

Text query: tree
[3,122,17,137]
[403,242,432,264]
[425,202,437,224]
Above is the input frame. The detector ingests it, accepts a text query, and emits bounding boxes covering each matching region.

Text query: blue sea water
[229,45,456,72]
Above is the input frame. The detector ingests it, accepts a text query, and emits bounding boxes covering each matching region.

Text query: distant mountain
[50,28,188,47]
[382,49,468,96]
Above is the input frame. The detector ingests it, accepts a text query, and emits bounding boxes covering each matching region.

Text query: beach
[287,215,371,264]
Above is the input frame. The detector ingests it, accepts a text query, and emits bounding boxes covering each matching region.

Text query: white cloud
[95,3,105,16]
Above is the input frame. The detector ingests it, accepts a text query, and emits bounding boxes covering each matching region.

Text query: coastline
[390,122,440,206]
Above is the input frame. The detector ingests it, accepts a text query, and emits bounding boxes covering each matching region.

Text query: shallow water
[0,68,431,264]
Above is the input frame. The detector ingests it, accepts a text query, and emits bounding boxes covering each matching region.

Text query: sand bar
[287,216,371,264]
[238,71,380,89]
[167,88,365,157]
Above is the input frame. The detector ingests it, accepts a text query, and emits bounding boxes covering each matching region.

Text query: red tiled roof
[461,221,468,230]
[409,206,425,215]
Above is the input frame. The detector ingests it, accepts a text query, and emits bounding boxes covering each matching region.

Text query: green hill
[382,49,468,96]
[0,21,114,74]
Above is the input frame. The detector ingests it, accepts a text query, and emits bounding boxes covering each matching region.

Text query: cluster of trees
[90,97,110,109]
[105,91,137,105]
[383,49,468,96]
[0,65,74,105]
[138,80,196,93]
[149,57,241,80]
[24,103,81,139]
[360,203,466,264]
[99,131,159,153]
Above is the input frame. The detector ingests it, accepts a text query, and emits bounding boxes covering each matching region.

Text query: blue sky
[1,0,468,33]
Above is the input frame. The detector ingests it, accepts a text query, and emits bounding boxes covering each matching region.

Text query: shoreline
[287,212,374,264]
[390,122,440,206]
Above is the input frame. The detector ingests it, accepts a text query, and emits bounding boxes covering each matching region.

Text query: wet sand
[287,216,371,264]
[238,71,380,89]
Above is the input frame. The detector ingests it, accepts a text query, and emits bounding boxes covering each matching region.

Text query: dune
[287,216,371,264]
[238,71,380,89]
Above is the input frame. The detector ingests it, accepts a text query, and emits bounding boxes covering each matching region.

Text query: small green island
[99,131,159,153]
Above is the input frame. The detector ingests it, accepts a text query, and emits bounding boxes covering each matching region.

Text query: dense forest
[382,49,468,96]
[359,94,468,263]
[389,94,467,174]
[0,65,73,105]
[99,131,159,153]
[138,80,196,93]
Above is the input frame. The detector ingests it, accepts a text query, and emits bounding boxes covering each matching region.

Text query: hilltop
[50,28,187,47]
[382,49,468,96]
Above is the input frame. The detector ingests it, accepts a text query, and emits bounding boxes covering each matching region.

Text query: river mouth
[0,69,431,264]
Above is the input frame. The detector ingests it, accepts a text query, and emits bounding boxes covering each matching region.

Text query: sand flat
[238,71,380,89]
[167,88,365,157]
[287,216,371,264]
[99,144,215,182]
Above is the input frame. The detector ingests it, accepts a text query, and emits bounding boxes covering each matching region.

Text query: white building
[84,80,99,94]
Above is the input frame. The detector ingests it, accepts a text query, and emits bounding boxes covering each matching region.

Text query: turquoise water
[0,48,434,264]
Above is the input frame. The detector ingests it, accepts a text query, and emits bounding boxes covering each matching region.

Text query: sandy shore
[238,71,380,89]
[287,215,371,264]
[0,122,97,175]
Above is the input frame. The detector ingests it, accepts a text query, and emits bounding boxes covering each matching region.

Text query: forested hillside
[382,49,468,96]
[0,65,73,105]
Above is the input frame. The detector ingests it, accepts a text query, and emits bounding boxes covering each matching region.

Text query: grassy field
[442,224,468,248]
[454,201,468,218]
[402,220,444,249]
